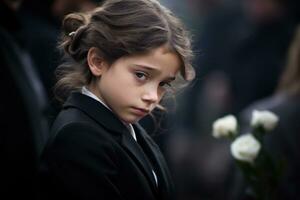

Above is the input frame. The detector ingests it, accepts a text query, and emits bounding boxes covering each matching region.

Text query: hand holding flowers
[212,110,280,200]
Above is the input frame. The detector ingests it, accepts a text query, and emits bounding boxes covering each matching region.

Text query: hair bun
[62,13,89,36]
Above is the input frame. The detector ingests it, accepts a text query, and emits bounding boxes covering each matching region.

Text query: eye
[135,71,148,81]
[159,81,172,88]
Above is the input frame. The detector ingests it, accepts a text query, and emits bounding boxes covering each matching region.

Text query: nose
[141,86,159,104]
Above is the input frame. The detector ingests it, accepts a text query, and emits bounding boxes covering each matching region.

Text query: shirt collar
[81,86,137,141]
[81,86,111,111]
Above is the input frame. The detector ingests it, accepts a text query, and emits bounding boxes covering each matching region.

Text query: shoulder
[51,106,90,131]
[240,93,300,124]
[41,121,121,171]
[48,121,116,150]
[52,121,111,144]
[50,105,109,139]
[44,107,120,159]
[239,94,281,124]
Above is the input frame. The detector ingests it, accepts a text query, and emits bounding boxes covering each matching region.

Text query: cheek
[105,74,137,99]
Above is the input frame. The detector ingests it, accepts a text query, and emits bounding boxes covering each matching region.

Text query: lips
[131,107,150,116]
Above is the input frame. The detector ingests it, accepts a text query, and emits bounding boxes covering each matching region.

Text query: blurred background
[1,0,300,199]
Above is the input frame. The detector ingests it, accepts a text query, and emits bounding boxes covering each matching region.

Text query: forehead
[123,46,182,75]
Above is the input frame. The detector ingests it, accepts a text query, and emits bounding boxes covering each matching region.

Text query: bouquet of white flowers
[212,110,282,200]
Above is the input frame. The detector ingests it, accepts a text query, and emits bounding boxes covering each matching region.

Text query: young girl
[38,0,195,199]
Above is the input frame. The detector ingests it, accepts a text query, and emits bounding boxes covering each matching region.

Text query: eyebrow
[133,64,176,81]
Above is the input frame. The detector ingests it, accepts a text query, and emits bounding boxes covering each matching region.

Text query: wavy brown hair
[54,0,195,103]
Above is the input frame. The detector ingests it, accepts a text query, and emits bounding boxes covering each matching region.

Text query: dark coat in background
[0,1,49,198]
[238,92,300,200]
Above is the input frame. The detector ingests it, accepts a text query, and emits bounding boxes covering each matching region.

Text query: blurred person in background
[223,0,297,114]
[0,0,49,198]
[189,0,298,129]
[20,0,60,100]
[160,0,300,199]
[52,0,102,22]
[19,0,104,125]
[0,0,103,197]
[236,25,300,200]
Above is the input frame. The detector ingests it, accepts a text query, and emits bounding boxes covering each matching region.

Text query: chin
[121,116,142,124]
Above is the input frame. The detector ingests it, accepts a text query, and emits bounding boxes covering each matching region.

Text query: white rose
[230,134,261,163]
[251,110,279,131]
[212,115,238,138]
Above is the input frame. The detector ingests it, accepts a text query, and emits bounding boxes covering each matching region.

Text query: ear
[87,47,107,76]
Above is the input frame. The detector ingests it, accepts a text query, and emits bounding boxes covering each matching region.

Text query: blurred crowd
[156,0,300,199]
[1,0,300,199]
[0,0,103,198]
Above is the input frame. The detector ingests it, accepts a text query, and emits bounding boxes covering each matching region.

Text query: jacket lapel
[133,124,175,200]
[120,131,159,195]
[63,92,159,195]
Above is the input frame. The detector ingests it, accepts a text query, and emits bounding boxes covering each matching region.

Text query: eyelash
[159,82,171,88]
[135,71,148,81]
[134,71,172,89]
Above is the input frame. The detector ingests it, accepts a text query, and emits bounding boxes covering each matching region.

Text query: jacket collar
[63,92,128,135]
[63,92,159,195]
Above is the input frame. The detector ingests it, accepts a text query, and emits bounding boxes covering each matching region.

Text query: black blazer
[38,92,174,200]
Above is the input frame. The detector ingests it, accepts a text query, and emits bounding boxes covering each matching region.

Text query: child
[38,0,195,199]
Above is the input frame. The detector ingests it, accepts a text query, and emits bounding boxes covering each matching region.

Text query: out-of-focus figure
[161,0,300,199]
[238,25,300,200]
[19,0,104,124]
[0,0,49,198]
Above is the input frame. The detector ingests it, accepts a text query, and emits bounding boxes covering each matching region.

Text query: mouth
[131,107,150,116]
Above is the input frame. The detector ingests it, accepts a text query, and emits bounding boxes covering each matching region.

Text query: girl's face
[89,46,181,123]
